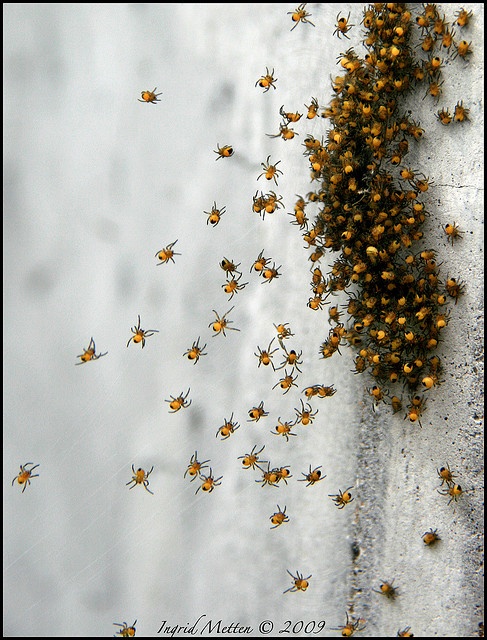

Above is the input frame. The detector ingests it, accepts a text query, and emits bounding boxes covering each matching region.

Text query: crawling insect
[334,11,354,39]
[270,505,289,529]
[422,528,441,545]
[214,143,234,160]
[256,462,280,488]
[209,306,240,337]
[75,337,107,364]
[283,569,312,593]
[332,612,366,636]
[255,67,277,92]
[299,465,326,486]
[205,202,226,226]
[257,155,283,186]
[438,483,464,505]
[222,272,249,300]
[272,370,298,395]
[184,451,210,481]
[274,322,294,340]
[12,462,40,493]
[277,342,303,373]
[216,413,240,440]
[126,315,159,348]
[126,465,154,495]
[113,620,137,637]
[220,257,241,275]
[155,239,180,265]
[138,87,162,103]
[272,417,297,441]
[255,338,279,370]
[373,579,399,599]
[166,388,192,413]
[238,444,266,471]
[248,401,269,422]
[444,222,463,245]
[195,468,222,494]
[437,463,458,487]
[250,249,270,273]
[397,627,414,637]
[183,337,207,364]
[287,3,315,31]
[293,399,318,425]
[329,486,354,509]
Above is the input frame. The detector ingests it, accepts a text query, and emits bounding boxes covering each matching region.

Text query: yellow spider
[75,337,107,364]
[214,143,234,160]
[126,465,154,494]
[138,87,162,103]
[113,620,137,637]
[155,240,180,265]
[166,389,192,413]
[12,462,40,493]
[126,315,159,348]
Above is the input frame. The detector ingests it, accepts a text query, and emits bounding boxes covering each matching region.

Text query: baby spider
[184,451,210,481]
[216,413,240,440]
[279,105,302,123]
[138,87,162,103]
[195,468,222,494]
[272,417,297,442]
[444,222,463,245]
[422,528,441,546]
[397,627,414,638]
[287,3,315,31]
[277,342,303,373]
[305,97,319,119]
[266,123,297,141]
[127,315,159,348]
[250,249,270,273]
[283,569,312,593]
[238,444,266,470]
[257,155,283,185]
[155,239,180,265]
[220,257,241,276]
[256,463,280,488]
[75,337,107,365]
[437,463,458,487]
[274,466,292,485]
[329,486,354,509]
[209,306,240,337]
[274,322,294,340]
[222,272,249,300]
[214,143,234,160]
[294,399,318,425]
[273,369,298,395]
[183,337,207,364]
[438,483,464,505]
[299,465,326,486]
[166,388,192,413]
[255,338,279,370]
[12,462,40,493]
[332,612,366,636]
[270,504,289,529]
[255,67,277,92]
[126,465,154,495]
[373,579,399,599]
[248,401,269,422]
[334,12,354,39]
[261,262,282,283]
[205,201,226,227]
[113,620,137,637]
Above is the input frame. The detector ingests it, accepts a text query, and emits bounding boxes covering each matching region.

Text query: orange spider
[165,389,192,413]
[209,306,240,337]
[126,465,154,494]
[270,504,289,529]
[287,3,315,31]
[75,337,107,365]
[283,569,312,593]
[12,462,40,493]
[138,87,162,103]
[195,468,222,494]
[155,239,180,265]
[113,619,137,637]
[126,315,159,348]
[184,451,210,481]
[238,444,267,470]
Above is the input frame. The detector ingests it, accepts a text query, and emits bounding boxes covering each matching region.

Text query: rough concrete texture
[3,3,483,637]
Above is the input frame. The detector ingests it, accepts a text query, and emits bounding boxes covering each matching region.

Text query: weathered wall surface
[3,3,483,637]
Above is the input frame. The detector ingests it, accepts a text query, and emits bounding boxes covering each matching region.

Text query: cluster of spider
[281,3,471,425]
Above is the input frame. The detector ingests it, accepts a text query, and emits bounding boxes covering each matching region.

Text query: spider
[184,451,210,481]
[238,444,267,470]
[272,417,297,442]
[209,306,240,337]
[250,249,271,273]
[257,155,283,185]
[222,272,249,300]
[126,465,154,494]
[274,322,294,340]
[214,143,234,160]
[272,369,298,395]
[155,239,180,265]
[333,12,354,39]
[205,202,226,226]
[256,462,280,488]
[113,620,137,637]
[220,257,242,275]
[75,337,107,364]
[248,401,269,422]
[373,579,399,599]
[287,3,315,31]
[270,504,289,529]
[165,389,191,413]
[438,483,464,505]
[126,315,159,348]
[183,337,207,364]
[255,67,277,92]
[12,462,40,493]
[299,465,326,486]
[283,569,312,593]
[216,413,240,440]
[276,342,303,373]
[255,338,279,369]
[329,486,354,509]
[195,468,222,494]
[437,463,458,487]
[332,612,366,636]
[138,87,162,103]
[293,399,318,425]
